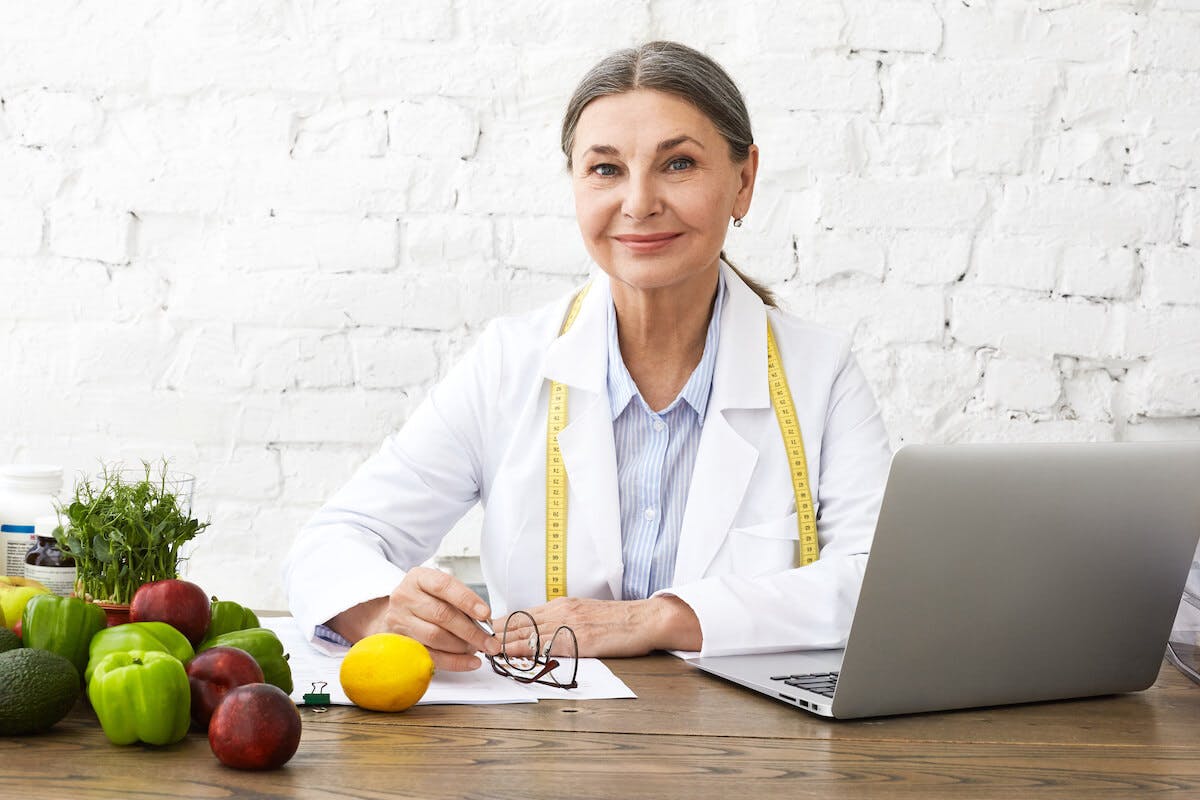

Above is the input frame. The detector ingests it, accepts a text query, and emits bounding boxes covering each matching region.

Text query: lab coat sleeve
[282,321,503,642]
[661,344,892,656]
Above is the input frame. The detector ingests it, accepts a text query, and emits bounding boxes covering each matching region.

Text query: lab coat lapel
[542,274,624,600]
[673,264,770,584]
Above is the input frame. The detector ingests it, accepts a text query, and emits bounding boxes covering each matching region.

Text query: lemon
[339,633,435,712]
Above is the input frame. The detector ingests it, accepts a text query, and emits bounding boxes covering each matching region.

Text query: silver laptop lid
[832,442,1200,719]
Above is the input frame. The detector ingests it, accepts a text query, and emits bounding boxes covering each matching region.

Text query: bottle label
[2,529,36,578]
[24,564,77,597]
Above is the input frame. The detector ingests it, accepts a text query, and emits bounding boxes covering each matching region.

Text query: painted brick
[168,270,470,331]
[1142,246,1200,306]
[1126,347,1200,417]
[994,181,1176,246]
[292,106,388,160]
[971,236,1058,293]
[5,89,103,149]
[950,288,1117,359]
[649,0,747,51]
[308,1,455,42]
[782,283,946,348]
[279,445,372,506]
[887,232,971,285]
[404,214,493,268]
[48,204,131,264]
[795,231,886,284]
[1128,72,1200,131]
[756,112,855,177]
[885,344,985,430]
[0,256,115,322]
[821,178,989,230]
[727,55,881,113]
[247,390,408,445]
[462,0,650,49]
[241,330,356,391]
[1059,68,1130,128]
[884,61,1058,124]
[1058,245,1137,300]
[857,122,951,179]
[1185,191,1200,247]
[224,212,397,273]
[941,417,1116,444]
[982,356,1063,412]
[1119,303,1200,357]
[1130,129,1200,189]
[194,446,282,502]
[504,216,591,275]
[949,118,1033,176]
[388,98,479,159]
[1036,130,1128,184]
[1060,363,1117,423]
[352,332,441,390]
[747,1,845,53]
[0,201,43,256]
[942,4,1137,63]
[845,1,942,53]
[1132,12,1200,71]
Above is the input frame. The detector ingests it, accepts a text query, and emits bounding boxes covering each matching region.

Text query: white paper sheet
[261,616,636,706]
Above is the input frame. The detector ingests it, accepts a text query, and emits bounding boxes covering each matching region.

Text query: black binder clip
[303,681,331,712]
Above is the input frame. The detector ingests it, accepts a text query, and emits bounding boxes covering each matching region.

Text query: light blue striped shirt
[608,273,726,601]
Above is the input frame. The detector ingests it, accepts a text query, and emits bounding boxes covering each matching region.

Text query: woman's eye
[590,163,618,177]
[667,157,693,171]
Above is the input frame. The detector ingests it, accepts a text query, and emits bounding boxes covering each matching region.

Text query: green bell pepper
[20,594,107,678]
[198,627,292,694]
[85,621,194,683]
[202,598,260,643]
[87,650,190,746]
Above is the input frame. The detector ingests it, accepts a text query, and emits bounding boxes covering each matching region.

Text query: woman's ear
[733,144,760,220]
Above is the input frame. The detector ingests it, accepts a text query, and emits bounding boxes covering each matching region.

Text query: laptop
[690,442,1200,719]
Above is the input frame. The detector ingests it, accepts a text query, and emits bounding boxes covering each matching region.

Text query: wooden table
[3,655,1199,799]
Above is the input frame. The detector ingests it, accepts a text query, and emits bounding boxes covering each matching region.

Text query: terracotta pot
[96,602,132,628]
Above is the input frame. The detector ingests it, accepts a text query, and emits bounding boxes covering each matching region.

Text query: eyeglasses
[485,610,579,690]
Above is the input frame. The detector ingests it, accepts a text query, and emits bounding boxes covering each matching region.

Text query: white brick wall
[2,1,1198,610]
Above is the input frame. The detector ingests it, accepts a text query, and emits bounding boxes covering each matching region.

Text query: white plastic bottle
[0,465,64,578]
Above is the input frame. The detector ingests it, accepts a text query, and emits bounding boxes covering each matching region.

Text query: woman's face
[570,89,758,295]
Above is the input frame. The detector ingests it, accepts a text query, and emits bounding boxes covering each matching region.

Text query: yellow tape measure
[545,284,591,599]
[766,324,819,567]
[545,287,817,600]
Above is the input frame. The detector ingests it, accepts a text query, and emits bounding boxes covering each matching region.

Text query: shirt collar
[605,270,726,423]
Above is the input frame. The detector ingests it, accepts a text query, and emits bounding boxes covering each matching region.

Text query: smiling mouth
[613,233,683,252]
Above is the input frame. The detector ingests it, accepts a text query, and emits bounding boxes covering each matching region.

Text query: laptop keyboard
[771,671,839,698]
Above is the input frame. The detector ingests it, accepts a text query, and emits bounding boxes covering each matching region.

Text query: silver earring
[733,217,744,228]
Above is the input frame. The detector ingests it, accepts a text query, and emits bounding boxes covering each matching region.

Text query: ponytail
[720,251,778,308]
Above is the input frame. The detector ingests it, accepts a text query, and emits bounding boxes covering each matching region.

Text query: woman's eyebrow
[657,135,704,152]
[581,135,706,158]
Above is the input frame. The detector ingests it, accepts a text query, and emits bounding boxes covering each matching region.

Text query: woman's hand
[495,595,702,659]
[327,567,501,671]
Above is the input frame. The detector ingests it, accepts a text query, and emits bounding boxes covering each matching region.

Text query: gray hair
[561,41,753,169]
[560,41,775,307]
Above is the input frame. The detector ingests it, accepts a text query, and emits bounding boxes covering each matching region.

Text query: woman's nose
[621,172,662,221]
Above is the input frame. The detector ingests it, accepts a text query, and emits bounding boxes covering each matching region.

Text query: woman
[283,41,892,671]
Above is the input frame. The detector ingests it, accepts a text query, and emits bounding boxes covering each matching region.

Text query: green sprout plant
[55,461,209,605]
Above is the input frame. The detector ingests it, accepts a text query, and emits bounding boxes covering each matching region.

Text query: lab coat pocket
[728,513,800,577]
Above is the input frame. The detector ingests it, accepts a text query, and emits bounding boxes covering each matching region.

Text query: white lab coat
[283,262,893,656]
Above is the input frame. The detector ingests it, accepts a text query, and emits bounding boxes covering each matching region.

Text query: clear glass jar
[0,465,64,578]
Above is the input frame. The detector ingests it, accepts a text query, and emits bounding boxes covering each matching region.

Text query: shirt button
[644,507,657,521]
[653,419,666,432]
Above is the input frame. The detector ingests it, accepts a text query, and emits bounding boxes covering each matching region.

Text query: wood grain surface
[3,654,1198,799]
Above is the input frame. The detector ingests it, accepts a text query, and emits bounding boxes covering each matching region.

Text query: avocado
[0,627,20,654]
[0,648,81,735]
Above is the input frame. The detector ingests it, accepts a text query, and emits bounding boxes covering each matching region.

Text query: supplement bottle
[0,466,64,578]
[24,514,77,597]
